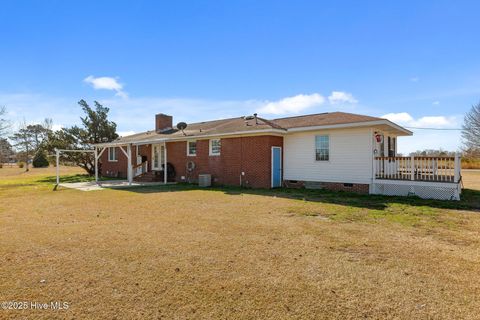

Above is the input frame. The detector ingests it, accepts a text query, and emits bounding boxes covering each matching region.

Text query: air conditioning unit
[198,174,212,187]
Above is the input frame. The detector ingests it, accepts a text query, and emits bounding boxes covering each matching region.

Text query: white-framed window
[315,135,329,161]
[187,141,197,156]
[209,139,221,156]
[108,147,118,162]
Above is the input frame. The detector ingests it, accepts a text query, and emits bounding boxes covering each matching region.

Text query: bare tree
[0,106,10,139]
[462,102,480,155]
[26,118,53,151]
[10,121,34,171]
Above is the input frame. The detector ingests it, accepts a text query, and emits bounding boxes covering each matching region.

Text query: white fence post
[410,155,415,181]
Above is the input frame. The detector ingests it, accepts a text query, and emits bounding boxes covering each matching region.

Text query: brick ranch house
[94,112,462,200]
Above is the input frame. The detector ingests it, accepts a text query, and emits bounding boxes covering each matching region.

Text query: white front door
[152,144,165,170]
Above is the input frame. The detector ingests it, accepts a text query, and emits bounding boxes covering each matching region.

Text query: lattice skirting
[371,181,461,200]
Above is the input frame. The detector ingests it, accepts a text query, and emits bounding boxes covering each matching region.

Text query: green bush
[33,151,49,168]
[18,162,24,168]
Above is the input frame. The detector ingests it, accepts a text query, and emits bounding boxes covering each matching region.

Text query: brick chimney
[155,113,173,132]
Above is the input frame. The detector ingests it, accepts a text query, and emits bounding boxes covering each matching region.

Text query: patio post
[55,148,60,185]
[164,141,167,184]
[94,146,98,184]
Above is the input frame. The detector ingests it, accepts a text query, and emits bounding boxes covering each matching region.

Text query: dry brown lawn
[0,167,479,319]
[462,169,480,190]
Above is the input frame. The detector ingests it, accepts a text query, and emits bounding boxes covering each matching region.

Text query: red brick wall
[100,145,151,178]
[165,135,283,188]
[100,147,129,178]
[100,135,283,188]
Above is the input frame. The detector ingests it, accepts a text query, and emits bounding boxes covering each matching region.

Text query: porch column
[164,141,167,184]
[127,144,133,185]
[454,153,460,183]
[410,155,415,181]
[94,146,98,183]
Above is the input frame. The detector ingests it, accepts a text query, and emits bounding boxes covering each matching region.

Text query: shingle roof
[112,116,284,144]
[108,112,395,145]
[271,112,383,129]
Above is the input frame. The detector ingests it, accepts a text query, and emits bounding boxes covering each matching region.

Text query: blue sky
[1,0,479,153]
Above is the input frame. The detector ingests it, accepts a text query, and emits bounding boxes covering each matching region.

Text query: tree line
[0,100,117,174]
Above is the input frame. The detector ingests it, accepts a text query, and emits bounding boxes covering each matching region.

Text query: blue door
[271,147,282,188]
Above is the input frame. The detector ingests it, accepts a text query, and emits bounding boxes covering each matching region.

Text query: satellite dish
[177,122,187,135]
[177,122,187,130]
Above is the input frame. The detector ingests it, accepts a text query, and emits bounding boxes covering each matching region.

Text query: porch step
[133,172,162,182]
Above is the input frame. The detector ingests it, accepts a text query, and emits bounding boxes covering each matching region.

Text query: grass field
[1,167,479,319]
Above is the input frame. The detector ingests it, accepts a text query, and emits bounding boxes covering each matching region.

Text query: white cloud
[410,77,419,82]
[382,112,414,123]
[381,112,462,153]
[83,75,128,98]
[328,91,358,105]
[382,112,458,128]
[257,93,325,115]
[118,130,136,137]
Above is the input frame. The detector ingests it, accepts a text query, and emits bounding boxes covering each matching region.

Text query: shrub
[0,163,3,169]
[33,151,49,168]
[18,162,24,168]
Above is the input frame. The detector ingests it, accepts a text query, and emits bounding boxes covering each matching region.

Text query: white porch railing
[374,155,461,183]
[133,161,148,177]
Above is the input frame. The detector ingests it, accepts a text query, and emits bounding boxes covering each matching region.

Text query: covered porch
[94,140,170,186]
[371,155,462,200]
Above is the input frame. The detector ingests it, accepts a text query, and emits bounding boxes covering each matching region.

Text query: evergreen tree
[46,100,118,175]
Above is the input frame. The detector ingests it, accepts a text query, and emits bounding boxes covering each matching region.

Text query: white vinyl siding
[284,128,373,184]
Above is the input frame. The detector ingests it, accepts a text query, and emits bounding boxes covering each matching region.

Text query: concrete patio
[58,180,174,191]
